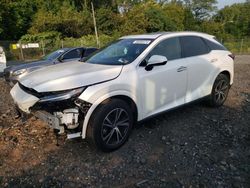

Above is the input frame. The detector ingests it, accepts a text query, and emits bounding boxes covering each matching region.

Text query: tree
[96,8,122,35]
[29,1,93,38]
[183,0,217,20]
[144,2,178,32]
[0,0,37,40]
[163,2,185,30]
[215,3,250,38]
[121,4,148,35]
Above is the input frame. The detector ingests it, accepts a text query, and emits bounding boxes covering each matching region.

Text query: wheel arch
[81,92,138,139]
[220,70,231,81]
[207,69,232,97]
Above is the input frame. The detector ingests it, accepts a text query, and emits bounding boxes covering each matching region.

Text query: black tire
[208,73,230,107]
[87,99,133,152]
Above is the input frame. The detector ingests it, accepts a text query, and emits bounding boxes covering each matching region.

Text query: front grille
[31,98,76,113]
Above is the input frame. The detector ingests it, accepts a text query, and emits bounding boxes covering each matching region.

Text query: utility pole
[41,40,45,56]
[240,39,244,55]
[91,2,100,48]
[19,42,24,61]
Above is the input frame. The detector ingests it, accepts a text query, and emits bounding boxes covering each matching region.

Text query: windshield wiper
[118,58,129,64]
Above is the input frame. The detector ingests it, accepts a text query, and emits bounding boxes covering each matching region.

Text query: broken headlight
[12,68,27,76]
[39,87,86,103]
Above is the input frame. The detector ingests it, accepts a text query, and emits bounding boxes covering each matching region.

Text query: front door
[138,37,188,118]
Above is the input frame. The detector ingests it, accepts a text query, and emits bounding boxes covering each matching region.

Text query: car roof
[120,31,214,40]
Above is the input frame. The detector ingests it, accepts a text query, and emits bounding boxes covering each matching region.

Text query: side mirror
[145,55,168,71]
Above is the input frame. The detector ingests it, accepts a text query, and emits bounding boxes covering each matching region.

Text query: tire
[208,73,230,107]
[87,99,134,152]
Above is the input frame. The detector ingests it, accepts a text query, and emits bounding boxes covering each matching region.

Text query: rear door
[180,36,214,102]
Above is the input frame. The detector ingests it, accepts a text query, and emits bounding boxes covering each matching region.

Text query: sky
[217,0,246,9]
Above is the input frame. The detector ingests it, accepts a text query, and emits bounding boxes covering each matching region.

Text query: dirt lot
[0,56,250,188]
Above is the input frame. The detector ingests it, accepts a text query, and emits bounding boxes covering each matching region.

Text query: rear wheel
[87,99,133,152]
[208,74,230,107]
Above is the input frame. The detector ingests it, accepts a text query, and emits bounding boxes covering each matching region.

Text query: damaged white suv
[10,32,234,151]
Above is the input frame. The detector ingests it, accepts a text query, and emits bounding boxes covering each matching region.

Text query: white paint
[10,32,234,139]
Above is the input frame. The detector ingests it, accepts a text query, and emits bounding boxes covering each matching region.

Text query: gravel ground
[0,55,250,188]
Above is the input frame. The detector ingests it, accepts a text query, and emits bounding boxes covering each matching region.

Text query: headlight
[39,87,86,103]
[12,69,27,76]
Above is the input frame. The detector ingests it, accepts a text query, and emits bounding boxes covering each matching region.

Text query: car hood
[19,61,122,92]
[5,60,52,72]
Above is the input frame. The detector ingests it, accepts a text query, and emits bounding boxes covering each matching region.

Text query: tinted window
[63,48,83,60]
[84,48,98,57]
[203,38,227,51]
[180,36,209,58]
[147,37,181,61]
[42,49,67,60]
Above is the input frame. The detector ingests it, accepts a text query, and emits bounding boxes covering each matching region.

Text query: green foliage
[0,0,37,40]
[20,31,62,42]
[215,3,250,38]
[28,2,93,38]
[200,21,223,38]
[0,0,249,48]
[120,4,148,35]
[143,2,176,32]
[96,8,122,35]
[163,3,185,31]
[183,0,217,20]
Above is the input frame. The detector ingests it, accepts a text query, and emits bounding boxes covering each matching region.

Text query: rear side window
[180,36,209,58]
[84,48,97,57]
[203,39,227,51]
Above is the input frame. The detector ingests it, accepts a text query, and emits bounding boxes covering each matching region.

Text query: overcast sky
[217,0,246,9]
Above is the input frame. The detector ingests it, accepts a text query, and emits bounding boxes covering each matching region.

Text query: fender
[81,90,138,138]
[211,69,233,90]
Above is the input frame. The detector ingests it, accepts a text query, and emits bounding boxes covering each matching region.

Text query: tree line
[0,0,249,42]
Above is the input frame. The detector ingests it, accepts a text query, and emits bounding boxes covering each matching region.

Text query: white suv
[10,32,234,151]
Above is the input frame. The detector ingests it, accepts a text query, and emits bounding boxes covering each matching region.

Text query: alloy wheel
[101,108,130,146]
[214,79,229,103]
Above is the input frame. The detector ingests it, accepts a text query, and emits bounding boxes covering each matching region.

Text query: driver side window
[146,37,182,61]
[63,48,83,60]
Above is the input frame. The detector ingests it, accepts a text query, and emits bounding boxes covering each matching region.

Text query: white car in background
[0,46,6,72]
[10,32,234,151]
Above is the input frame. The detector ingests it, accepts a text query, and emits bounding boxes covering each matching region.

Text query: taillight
[228,54,235,60]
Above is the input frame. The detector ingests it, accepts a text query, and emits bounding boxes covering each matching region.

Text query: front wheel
[87,99,133,152]
[208,74,230,107]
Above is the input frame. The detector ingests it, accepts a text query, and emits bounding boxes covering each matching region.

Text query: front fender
[80,90,138,139]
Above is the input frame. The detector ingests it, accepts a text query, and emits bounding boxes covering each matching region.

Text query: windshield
[86,39,152,65]
[42,49,67,60]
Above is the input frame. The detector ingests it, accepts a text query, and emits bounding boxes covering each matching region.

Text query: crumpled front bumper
[10,83,40,113]
[33,110,64,133]
[10,83,82,135]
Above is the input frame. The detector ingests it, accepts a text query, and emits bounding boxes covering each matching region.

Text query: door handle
[210,58,218,63]
[177,66,187,72]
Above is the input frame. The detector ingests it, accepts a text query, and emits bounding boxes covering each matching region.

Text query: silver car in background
[3,47,98,86]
